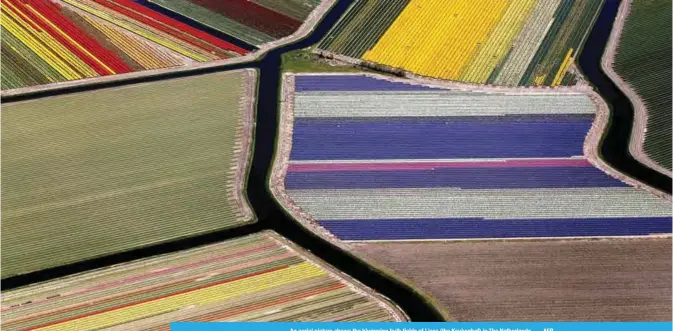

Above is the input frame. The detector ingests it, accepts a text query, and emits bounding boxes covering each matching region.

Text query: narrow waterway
[242,0,448,322]
[2,0,665,322]
[578,0,671,194]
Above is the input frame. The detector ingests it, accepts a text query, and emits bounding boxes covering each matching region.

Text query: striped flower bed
[317,0,602,86]
[147,0,321,46]
[280,74,672,241]
[1,232,403,330]
[1,0,322,90]
[1,0,246,89]
[1,0,132,87]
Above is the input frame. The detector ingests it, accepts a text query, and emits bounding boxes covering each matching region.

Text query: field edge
[599,0,672,178]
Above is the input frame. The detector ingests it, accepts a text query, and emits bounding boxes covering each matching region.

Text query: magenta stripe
[288,158,592,172]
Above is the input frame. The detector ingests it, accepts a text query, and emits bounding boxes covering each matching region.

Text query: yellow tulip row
[550,48,574,87]
[362,0,511,80]
[62,0,217,62]
[358,0,582,85]
[80,13,182,70]
[28,5,115,75]
[1,1,97,81]
[459,0,537,83]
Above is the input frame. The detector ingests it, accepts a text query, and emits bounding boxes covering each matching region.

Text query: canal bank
[577,0,671,195]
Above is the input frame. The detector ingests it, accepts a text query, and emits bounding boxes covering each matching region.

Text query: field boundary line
[600,0,672,178]
[228,69,257,222]
[270,73,347,249]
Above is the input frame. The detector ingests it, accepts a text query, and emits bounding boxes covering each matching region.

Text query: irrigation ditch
[1,0,668,322]
[577,0,671,194]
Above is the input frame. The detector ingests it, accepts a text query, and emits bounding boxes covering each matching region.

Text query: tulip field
[148,0,322,46]
[0,0,248,89]
[1,0,322,90]
[2,70,255,278]
[280,74,672,240]
[1,232,403,330]
[613,0,672,171]
[317,0,603,86]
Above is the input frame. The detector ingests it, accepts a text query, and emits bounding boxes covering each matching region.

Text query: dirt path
[585,87,672,200]
[270,74,352,250]
[228,69,257,222]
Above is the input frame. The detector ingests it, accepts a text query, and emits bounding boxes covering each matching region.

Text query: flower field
[1,0,323,90]
[1,232,404,330]
[0,0,247,89]
[148,0,322,46]
[317,0,603,86]
[613,0,672,171]
[2,70,255,278]
[278,74,672,241]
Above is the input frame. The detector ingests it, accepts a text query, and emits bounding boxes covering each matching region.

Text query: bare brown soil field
[353,239,672,321]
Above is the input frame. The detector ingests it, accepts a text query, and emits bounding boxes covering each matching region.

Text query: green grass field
[282,48,366,73]
[614,0,672,171]
[2,70,255,278]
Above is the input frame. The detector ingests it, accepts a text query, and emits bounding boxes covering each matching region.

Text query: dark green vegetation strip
[317,0,410,58]
[148,0,275,46]
[1,70,253,278]
[0,28,65,90]
[282,48,366,73]
[561,71,578,86]
[252,0,321,21]
[521,0,603,86]
[614,0,672,170]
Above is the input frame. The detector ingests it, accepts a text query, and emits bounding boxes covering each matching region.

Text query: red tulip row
[191,0,302,38]
[9,0,132,75]
[91,0,248,56]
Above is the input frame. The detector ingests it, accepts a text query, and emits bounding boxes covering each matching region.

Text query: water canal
[578,0,671,194]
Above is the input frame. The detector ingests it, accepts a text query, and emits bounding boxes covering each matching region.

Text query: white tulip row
[294,91,594,118]
[287,187,671,221]
[492,0,562,86]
